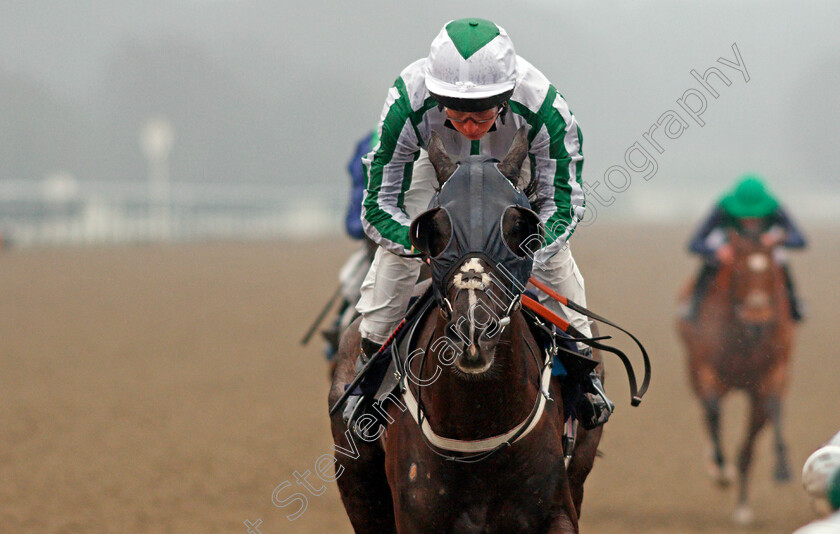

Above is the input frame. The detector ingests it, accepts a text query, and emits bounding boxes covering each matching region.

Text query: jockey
[685,174,806,321]
[322,131,380,360]
[796,430,840,534]
[344,18,613,430]
[345,131,379,242]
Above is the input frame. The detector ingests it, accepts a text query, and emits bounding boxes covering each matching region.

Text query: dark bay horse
[678,229,795,524]
[328,129,601,533]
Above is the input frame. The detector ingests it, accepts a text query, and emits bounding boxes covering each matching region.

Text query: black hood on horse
[409,149,542,306]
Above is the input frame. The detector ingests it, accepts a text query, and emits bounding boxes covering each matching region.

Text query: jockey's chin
[452,121,494,141]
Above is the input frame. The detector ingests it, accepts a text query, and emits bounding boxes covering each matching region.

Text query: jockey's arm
[769,207,807,249]
[688,206,727,256]
[360,78,421,256]
[524,86,585,264]
[346,134,374,241]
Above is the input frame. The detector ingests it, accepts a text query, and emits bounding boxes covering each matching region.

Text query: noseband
[437,252,522,332]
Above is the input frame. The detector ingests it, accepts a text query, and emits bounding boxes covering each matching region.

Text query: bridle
[395,292,552,463]
[435,252,522,333]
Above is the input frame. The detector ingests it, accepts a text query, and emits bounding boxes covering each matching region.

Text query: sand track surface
[2,224,838,533]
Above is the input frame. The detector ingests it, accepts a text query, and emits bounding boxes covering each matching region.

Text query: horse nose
[445,319,483,361]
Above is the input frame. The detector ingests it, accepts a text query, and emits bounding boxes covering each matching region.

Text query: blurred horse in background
[678,227,795,524]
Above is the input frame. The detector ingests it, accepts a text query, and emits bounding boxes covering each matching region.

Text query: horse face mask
[410,155,543,304]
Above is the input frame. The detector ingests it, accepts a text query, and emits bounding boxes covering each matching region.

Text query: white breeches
[356,151,437,344]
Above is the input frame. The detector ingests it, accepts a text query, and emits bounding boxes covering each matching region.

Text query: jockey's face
[445,106,502,141]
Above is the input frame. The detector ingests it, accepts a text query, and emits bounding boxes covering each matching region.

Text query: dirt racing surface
[2,223,838,533]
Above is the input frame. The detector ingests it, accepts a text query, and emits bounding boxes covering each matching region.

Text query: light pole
[140,117,174,239]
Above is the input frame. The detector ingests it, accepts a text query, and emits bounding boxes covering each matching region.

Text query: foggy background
[2,0,839,244]
[3,5,839,533]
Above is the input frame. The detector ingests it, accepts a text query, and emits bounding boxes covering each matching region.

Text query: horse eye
[502,207,538,258]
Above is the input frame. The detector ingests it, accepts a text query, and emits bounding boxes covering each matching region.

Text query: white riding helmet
[803,435,840,514]
[425,18,517,112]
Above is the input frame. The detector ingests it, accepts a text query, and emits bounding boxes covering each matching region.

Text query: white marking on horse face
[468,289,477,344]
[745,290,770,309]
[452,258,492,290]
[747,253,769,273]
[462,257,483,272]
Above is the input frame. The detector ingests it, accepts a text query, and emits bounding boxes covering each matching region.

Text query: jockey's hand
[760,229,785,248]
[716,243,735,264]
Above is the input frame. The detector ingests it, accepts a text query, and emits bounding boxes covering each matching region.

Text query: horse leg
[683,324,733,487]
[733,391,770,525]
[547,478,580,534]
[693,368,735,487]
[566,324,605,518]
[546,513,578,534]
[701,396,733,486]
[330,425,396,533]
[567,424,602,518]
[767,396,792,482]
[329,323,397,534]
[764,354,792,483]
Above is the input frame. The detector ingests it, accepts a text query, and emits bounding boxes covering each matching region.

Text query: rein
[526,276,652,407]
[390,263,652,462]
[329,291,432,417]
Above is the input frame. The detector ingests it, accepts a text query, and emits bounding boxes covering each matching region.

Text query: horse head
[409,127,543,377]
[727,229,781,326]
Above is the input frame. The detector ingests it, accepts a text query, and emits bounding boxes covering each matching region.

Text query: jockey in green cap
[685,173,806,321]
[344,18,614,432]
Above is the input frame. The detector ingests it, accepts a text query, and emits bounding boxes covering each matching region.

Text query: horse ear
[409,208,451,257]
[497,126,530,189]
[427,132,457,187]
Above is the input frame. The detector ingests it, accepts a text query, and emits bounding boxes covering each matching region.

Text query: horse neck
[415,312,542,441]
[704,261,734,315]
[722,254,790,332]
[768,262,792,323]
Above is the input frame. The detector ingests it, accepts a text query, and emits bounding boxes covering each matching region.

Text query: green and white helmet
[425,18,517,112]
